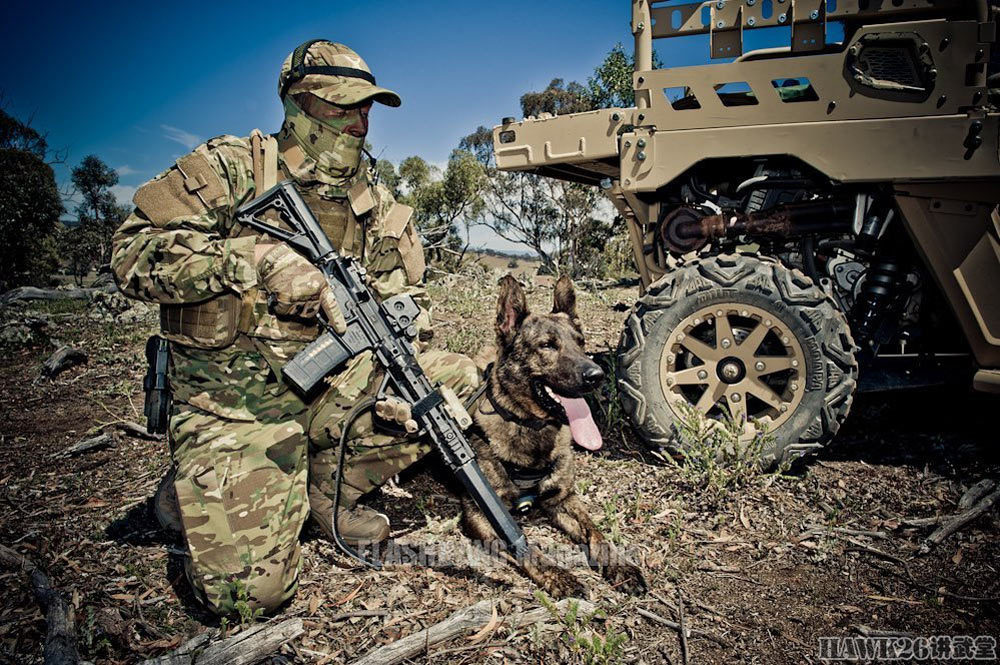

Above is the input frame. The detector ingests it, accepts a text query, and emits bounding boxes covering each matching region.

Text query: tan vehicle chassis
[493,0,999,460]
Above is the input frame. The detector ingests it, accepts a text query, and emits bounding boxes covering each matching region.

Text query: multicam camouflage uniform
[111,42,478,615]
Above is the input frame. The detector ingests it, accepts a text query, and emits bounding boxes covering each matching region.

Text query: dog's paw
[603,561,648,595]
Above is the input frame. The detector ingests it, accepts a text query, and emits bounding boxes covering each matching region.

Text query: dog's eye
[541,340,558,350]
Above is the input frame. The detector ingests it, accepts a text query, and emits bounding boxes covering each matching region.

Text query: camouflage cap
[278,40,401,108]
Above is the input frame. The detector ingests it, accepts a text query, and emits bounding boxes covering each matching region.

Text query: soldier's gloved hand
[255,243,348,333]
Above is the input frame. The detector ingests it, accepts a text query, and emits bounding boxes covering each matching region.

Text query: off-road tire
[617,254,858,467]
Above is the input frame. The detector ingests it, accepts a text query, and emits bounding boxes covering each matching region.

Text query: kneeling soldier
[111,40,478,616]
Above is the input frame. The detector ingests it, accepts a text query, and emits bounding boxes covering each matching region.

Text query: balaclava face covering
[281,94,365,196]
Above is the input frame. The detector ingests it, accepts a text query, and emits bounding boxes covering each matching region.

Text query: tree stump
[41,345,88,378]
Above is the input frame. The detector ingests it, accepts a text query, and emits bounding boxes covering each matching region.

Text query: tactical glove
[256,243,348,333]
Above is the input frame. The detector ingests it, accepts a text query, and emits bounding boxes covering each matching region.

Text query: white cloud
[111,184,137,206]
[161,124,201,151]
[115,165,139,176]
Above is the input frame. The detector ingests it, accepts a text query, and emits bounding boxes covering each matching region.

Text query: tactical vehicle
[492,0,1000,464]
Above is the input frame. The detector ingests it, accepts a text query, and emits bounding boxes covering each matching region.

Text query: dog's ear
[496,274,528,345]
[552,275,580,329]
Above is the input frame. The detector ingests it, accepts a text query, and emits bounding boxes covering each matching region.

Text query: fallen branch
[428,640,507,657]
[636,608,731,648]
[52,420,161,458]
[41,345,88,379]
[845,538,1000,602]
[959,479,996,510]
[0,544,79,665]
[329,609,388,622]
[696,562,741,573]
[140,618,303,665]
[853,624,916,638]
[676,589,689,665]
[924,487,1000,549]
[0,286,107,306]
[113,420,161,441]
[900,514,944,528]
[54,432,114,458]
[651,590,749,634]
[349,597,594,665]
[802,524,888,540]
[140,633,212,665]
[901,480,999,529]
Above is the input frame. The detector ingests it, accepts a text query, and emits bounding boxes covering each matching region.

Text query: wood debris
[349,597,594,665]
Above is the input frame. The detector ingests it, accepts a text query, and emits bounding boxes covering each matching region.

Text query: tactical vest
[152,131,422,350]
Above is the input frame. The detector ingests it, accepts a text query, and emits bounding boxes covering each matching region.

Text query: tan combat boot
[153,468,183,535]
[308,484,390,545]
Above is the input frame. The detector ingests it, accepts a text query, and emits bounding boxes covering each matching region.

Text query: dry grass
[0,266,997,664]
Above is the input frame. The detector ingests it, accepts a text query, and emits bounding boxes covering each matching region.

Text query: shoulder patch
[133,152,229,225]
[382,202,414,240]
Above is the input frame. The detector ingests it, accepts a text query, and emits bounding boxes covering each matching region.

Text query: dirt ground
[0,268,997,664]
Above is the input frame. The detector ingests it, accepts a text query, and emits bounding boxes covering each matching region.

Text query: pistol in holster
[143,336,172,435]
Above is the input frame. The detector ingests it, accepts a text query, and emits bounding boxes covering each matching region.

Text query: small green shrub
[671,403,788,496]
[234,581,263,627]
[79,606,112,657]
[218,579,263,628]
[599,496,624,546]
[536,591,628,665]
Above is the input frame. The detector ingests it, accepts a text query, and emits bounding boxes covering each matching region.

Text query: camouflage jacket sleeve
[364,182,433,339]
[111,136,258,304]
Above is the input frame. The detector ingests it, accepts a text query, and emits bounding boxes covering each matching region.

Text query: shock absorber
[851,257,905,350]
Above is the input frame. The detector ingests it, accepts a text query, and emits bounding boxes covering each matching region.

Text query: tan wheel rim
[658,303,806,429]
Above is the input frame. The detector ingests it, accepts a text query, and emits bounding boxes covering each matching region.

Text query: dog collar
[501,459,554,489]
[484,379,565,431]
[500,459,554,514]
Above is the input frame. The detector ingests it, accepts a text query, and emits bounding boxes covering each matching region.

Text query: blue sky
[3,0,837,251]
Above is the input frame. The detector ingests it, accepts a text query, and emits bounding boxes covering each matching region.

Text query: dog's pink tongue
[556,395,603,451]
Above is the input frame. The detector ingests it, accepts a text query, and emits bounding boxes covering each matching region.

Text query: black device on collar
[281,39,377,99]
[501,458,554,514]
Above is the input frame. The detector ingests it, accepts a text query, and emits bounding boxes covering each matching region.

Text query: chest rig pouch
[142,132,279,349]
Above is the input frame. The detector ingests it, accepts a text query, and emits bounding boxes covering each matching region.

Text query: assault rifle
[236,181,529,567]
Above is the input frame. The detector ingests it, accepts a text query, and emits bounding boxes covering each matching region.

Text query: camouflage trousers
[167,336,478,616]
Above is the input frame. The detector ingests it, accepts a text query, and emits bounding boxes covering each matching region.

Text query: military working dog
[463,275,647,597]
